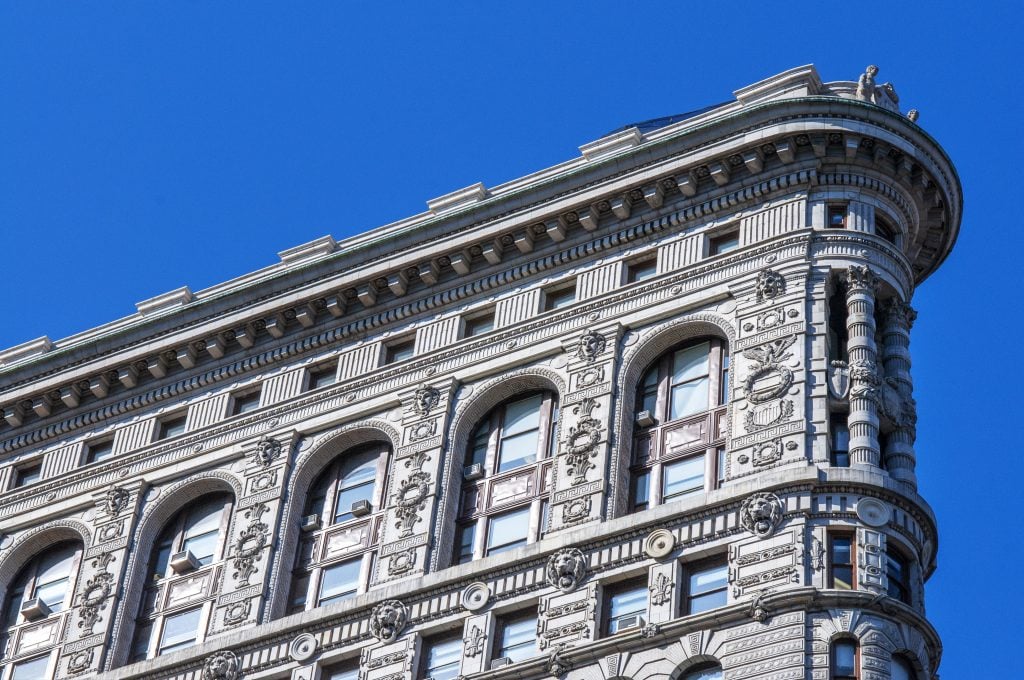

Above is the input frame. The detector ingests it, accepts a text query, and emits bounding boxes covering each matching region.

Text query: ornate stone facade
[0,65,958,680]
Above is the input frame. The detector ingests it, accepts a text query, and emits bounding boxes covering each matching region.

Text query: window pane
[500,617,536,661]
[672,343,709,383]
[497,431,537,472]
[503,395,542,436]
[688,562,728,614]
[185,500,224,539]
[34,545,77,610]
[130,620,154,662]
[632,471,650,511]
[891,657,915,680]
[319,560,362,605]
[425,637,462,680]
[335,481,375,523]
[670,378,710,419]
[607,585,647,633]
[327,667,360,680]
[684,668,723,680]
[159,607,201,653]
[454,523,476,565]
[12,655,50,680]
[160,416,188,439]
[663,456,705,501]
[833,641,857,674]
[486,508,530,555]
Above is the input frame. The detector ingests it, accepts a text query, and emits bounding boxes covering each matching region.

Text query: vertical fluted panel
[262,368,305,406]
[416,317,460,353]
[495,290,540,328]
[658,234,702,272]
[337,343,382,380]
[41,443,81,479]
[113,420,155,453]
[577,262,621,300]
[880,298,918,486]
[187,394,230,430]
[845,265,880,467]
[847,201,873,233]
[739,198,805,243]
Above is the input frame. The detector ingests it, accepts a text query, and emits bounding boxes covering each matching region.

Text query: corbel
[118,364,139,388]
[481,239,504,264]
[60,383,82,407]
[235,323,257,348]
[577,207,599,232]
[450,252,471,276]
[265,313,287,338]
[609,195,630,220]
[676,171,698,197]
[388,271,409,296]
[205,335,227,359]
[545,218,567,242]
[514,229,535,254]
[775,139,795,164]
[31,395,52,418]
[418,261,439,285]
[708,161,730,187]
[809,134,827,158]
[89,373,111,398]
[845,135,862,160]
[742,149,764,173]
[176,345,197,369]
[356,284,378,308]
[643,184,664,209]
[3,404,24,427]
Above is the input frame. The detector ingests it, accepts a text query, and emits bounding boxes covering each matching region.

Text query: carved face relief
[576,330,606,363]
[369,600,408,643]
[740,492,784,538]
[546,548,587,592]
[412,386,440,417]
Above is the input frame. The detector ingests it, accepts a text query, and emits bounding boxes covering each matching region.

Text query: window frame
[830,413,850,467]
[306,363,338,391]
[542,282,577,312]
[84,437,115,465]
[13,461,42,488]
[229,388,262,416]
[463,309,496,338]
[625,256,658,284]
[455,392,557,564]
[157,413,188,441]
[493,611,537,664]
[828,531,856,590]
[886,545,912,605]
[630,338,729,513]
[683,556,729,615]
[601,577,648,636]
[827,204,848,229]
[2,541,83,631]
[831,637,859,680]
[383,337,416,365]
[288,442,392,615]
[419,632,463,680]
[707,229,739,256]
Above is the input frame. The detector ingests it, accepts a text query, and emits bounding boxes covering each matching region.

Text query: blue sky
[1,2,1019,675]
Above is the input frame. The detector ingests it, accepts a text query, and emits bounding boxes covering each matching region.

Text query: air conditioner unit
[350,500,372,517]
[20,597,51,621]
[300,514,321,532]
[490,657,513,669]
[635,410,655,427]
[169,550,200,575]
[614,613,646,633]
[462,463,485,481]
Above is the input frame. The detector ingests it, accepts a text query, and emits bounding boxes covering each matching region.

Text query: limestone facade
[0,65,960,680]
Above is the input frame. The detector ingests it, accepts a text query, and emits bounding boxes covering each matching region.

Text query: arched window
[287,442,391,614]
[129,493,233,662]
[682,663,723,680]
[630,338,729,512]
[891,655,917,680]
[832,638,859,680]
[453,391,558,564]
[2,541,83,658]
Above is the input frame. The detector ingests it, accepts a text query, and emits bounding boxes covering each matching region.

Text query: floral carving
[740,492,784,538]
[576,329,606,363]
[77,552,115,634]
[741,336,796,404]
[369,600,408,643]
[223,599,251,627]
[67,648,94,674]
[846,264,879,293]
[562,398,600,485]
[393,471,430,538]
[649,572,674,606]
[387,548,416,575]
[546,548,588,592]
[464,625,487,657]
[562,496,592,525]
[253,435,282,468]
[752,438,784,467]
[102,486,131,516]
[232,503,270,586]
[412,385,440,417]
[755,269,786,302]
[202,650,241,680]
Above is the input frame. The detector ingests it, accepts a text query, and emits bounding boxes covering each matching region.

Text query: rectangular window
[384,338,416,364]
[669,342,710,419]
[495,613,536,663]
[486,507,530,556]
[84,438,115,464]
[830,414,850,467]
[318,559,362,605]
[14,462,42,488]
[129,620,154,662]
[422,634,462,680]
[886,551,910,604]
[832,639,858,679]
[11,655,50,680]
[603,579,647,635]
[626,257,658,283]
[231,389,261,416]
[325,665,359,680]
[708,230,739,256]
[158,414,188,440]
[453,523,476,565]
[497,393,543,472]
[630,470,650,512]
[464,311,495,338]
[542,283,576,312]
[829,534,855,590]
[662,455,705,502]
[158,607,202,654]
[715,446,726,489]
[685,559,728,614]
[828,204,847,229]
[307,364,338,391]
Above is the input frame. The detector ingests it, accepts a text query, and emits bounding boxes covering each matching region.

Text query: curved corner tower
[0,64,959,680]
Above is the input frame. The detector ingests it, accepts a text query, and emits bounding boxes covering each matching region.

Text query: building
[0,64,960,680]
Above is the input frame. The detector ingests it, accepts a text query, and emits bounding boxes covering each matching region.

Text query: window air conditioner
[615,613,645,632]
[350,500,372,517]
[463,463,485,481]
[635,410,655,427]
[490,657,513,669]
[20,597,51,621]
[300,514,321,532]
[169,549,200,575]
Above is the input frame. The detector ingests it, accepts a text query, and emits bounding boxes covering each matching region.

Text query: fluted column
[880,298,918,486]
[845,266,880,467]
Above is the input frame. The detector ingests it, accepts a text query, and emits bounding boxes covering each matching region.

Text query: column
[880,298,918,487]
[844,266,880,467]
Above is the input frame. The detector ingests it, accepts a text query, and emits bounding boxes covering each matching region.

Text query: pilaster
[844,266,881,468]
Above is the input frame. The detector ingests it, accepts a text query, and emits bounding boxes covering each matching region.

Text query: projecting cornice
[0,65,961,449]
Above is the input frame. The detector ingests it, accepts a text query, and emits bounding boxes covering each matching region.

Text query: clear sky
[1,2,1019,675]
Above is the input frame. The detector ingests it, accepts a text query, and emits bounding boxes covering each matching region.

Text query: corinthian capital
[882,297,917,330]
[845,265,879,293]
